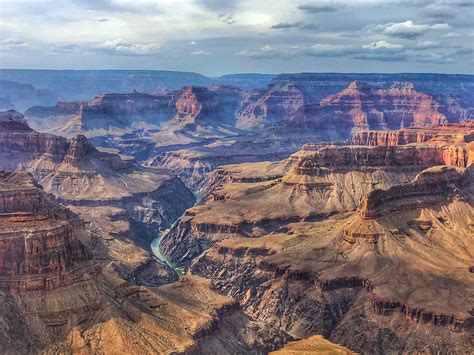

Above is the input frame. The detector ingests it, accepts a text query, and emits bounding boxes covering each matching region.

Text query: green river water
[150,191,202,276]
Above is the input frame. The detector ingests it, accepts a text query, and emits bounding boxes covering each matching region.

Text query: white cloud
[442,32,461,38]
[2,38,29,49]
[369,20,451,38]
[362,40,402,49]
[191,50,210,55]
[99,39,160,55]
[298,2,342,13]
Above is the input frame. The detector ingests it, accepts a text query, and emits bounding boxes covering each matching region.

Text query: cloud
[271,21,303,30]
[238,44,304,59]
[239,37,459,64]
[298,2,341,13]
[191,50,210,56]
[368,20,451,39]
[271,21,319,31]
[362,40,403,50]
[195,0,237,12]
[1,38,29,49]
[99,39,160,55]
[307,43,359,56]
[72,0,161,13]
[219,14,235,25]
[442,32,461,38]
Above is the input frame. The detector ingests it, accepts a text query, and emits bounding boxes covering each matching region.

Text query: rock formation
[237,73,474,130]
[271,335,353,354]
[0,110,196,287]
[0,172,287,353]
[151,80,471,187]
[161,122,474,353]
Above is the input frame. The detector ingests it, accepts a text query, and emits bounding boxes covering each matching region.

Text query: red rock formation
[352,121,474,146]
[0,171,99,293]
[316,81,446,130]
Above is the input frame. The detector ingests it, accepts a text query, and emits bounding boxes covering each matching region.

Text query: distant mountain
[0,69,276,102]
[0,80,57,111]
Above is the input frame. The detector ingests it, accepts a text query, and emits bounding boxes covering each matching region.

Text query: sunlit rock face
[162,122,474,354]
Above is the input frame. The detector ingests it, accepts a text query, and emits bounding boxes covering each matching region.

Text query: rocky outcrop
[25,100,87,118]
[0,110,68,171]
[0,171,99,293]
[358,166,465,220]
[237,73,473,131]
[316,81,446,130]
[271,335,353,354]
[352,121,474,146]
[160,122,474,353]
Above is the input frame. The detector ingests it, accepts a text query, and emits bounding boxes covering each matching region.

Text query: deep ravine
[151,191,202,275]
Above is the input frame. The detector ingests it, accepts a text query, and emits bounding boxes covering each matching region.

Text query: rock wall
[0,172,99,293]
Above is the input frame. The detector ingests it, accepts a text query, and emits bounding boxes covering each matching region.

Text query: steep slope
[0,110,196,287]
[26,91,178,139]
[153,80,469,188]
[161,122,474,353]
[237,73,474,131]
[0,172,288,354]
[238,81,447,133]
[147,85,244,152]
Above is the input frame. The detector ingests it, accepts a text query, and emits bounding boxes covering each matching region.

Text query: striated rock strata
[162,123,474,353]
[0,171,290,354]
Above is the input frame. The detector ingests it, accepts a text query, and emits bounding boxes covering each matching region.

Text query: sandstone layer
[161,123,474,353]
[0,110,196,287]
[0,171,289,354]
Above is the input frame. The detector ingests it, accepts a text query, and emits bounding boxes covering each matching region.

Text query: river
[150,191,202,275]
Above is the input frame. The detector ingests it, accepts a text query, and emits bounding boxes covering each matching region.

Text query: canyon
[0,171,290,353]
[1,70,473,353]
[0,109,196,286]
[24,75,474,190]
[161,122,474,353]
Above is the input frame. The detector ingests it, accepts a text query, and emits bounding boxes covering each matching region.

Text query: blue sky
[0,0,473,75]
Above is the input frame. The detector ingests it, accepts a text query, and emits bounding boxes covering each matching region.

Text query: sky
[0,0,473,76]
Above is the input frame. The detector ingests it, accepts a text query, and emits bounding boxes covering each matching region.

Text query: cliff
[236,74,473,134]
[0,171,99,293]
[0,111,196,288]
[161,123,474,353]
[0,173,287,354]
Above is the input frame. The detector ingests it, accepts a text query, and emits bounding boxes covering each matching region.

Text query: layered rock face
[79,91,177,131]
[0,111,196,287]
[0,172,287,354]
[25,100,87,118]
[153,80,470,188]
[317,81,446,130]
[237,73,474,131]
[0,171,98,292]
[238,80,447,133]
[0,110,68,171]
[162,123,474,353]
[0,172,106,352]
[352,121,474,146]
